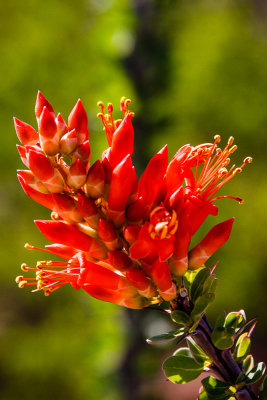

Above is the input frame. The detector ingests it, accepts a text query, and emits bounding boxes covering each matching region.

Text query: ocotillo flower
[15,93,251,309]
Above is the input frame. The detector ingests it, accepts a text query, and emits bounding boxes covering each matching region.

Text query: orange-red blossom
[15,92,251,309]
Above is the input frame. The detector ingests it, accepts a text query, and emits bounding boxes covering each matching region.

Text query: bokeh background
[0,0,267,399]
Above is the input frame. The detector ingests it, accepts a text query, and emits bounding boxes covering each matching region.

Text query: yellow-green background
[0,1,266,399]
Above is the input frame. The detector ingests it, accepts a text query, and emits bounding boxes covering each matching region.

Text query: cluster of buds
[15,93,251,309]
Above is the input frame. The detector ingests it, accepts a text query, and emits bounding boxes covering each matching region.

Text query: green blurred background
[1,0,267,399]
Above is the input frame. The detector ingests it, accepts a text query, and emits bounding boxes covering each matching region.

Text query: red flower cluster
[15,93,251,309]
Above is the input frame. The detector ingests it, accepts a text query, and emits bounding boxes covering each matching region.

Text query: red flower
[15,93,251,309]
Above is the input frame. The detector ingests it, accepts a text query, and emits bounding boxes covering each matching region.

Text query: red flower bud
[84,160,105,199]
[14,118,39,145]
[188,218,234,270]
[68,99,89,145]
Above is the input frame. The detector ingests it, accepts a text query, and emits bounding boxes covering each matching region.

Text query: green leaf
[146,328,187,344]
[202,275,218,295]
[211,327,234,350]
[191,292,216,322]
[225,311,245,329]
[187,337,210,366]
[233,333,251,362]
[173,347,192,357]
[163,353,204,384]
[191,268,210,302]
[243,355,254,374]
[171,310,193,326]
[202,376,231,398]
[244,362,266,384]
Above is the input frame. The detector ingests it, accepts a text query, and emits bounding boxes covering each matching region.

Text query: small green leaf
[191,268,210,302]
[225,310,246,331]
[146,328,187,344]
[163,353,204,384]
[243,355,254,374]
[171,310,193,326]
[191,292,216,321]
[211,327,234,350]
[244,362,266,384]
[202,275,218,295]
[233,333,251,362]
[173,347,192,357]
[202,376,231,398]
[187,337,210,366]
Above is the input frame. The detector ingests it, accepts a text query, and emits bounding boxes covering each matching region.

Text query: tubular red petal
[14,118,39,145]
[28,149,55,181]
[123,224,140,245]
[38,106,57,138]
[77,193,99,229]
[151,259,173,292]
[68,99,89,145]
[109,113,134,168]
[97,219,122,250]
[35,91,55,119]
[188,218,234,270]
[35,220,107,258]
[108,155,137,212]
[108,250,133,272]
[17,174,55,209]
[67,159,87,189]
[45,244,78,259]
[169,211,191,276]
[85,159,105,199]
[52,193,83,223]
[126,266,151,291]
[60,129,78,155]
[138,145,168,211]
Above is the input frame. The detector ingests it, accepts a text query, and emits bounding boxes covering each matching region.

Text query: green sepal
[187,336,211,366]
[198,385,234,400]
[242,355,254,374]
[171,310,193,327]
[202,376,232,398]
[146,328,187,344]
[191,292,216,322]
[190,268,210,302]
[163,347,204,384]
[233,333,251,362]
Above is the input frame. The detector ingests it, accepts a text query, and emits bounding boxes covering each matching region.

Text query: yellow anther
[229,145,237,154]
[169,220,178,235]
[37,281,43,290]
[97,101,105,114]
[21,263,28,271]
[150,206,162,218]
[148,223,153,233]
[169,210,177,227]
[244,157,253,164]
[150,232,156,240]
[216,148,222,156]
[160,224,168,239]
[228,136,234,146]
[18,281,27,288]
[15,275,24,283]
[25,243,34,250]
[218,168,228,179]
[233,167,242,175]
[51,212,60,220]
[44,290,50,296]
[214,135,221,143]
[36,271,43,279]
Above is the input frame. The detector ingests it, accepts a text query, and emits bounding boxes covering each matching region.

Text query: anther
[25,243,34,250]
[15,275,24,283]
[107,103,113,113]
[233,167,242,175]
[244,157,253,164]
[229,145,237,154]
[18,281,27,288]
[214,135,221,143]
[51,212,60,220]
[97,101,105,114]
[21,263,28,271]
[228,136,234,146]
